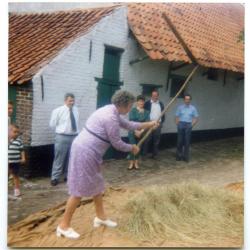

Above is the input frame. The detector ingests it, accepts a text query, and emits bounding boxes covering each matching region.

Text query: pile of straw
[120,182,243,245]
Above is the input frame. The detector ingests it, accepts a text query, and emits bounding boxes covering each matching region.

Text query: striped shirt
[8,138,24,163]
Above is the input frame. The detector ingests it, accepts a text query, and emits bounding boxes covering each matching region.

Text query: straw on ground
[120,182,243,246]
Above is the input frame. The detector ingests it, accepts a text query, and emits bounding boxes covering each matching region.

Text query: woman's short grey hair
[111,90,135,107]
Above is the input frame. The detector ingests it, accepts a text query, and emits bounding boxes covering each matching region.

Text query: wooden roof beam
[171,62,189,71]
[129,55,149,65]
[162,13,197,65]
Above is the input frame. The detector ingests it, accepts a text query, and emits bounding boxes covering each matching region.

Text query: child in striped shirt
[8,124,26,197]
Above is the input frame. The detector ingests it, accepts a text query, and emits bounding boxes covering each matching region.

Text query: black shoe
[64,177,67,182]
[151,154,157,160]
[51,179,58,186]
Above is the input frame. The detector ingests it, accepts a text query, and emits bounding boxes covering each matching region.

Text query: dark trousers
[176,122,192,161]
[143,126,161,157]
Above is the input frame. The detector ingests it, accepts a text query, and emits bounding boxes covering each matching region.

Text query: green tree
[238,30,244,43]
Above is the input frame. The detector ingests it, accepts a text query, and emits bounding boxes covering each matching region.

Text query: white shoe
[14,189,21,197]
[93,217,117,228]
[56,226,80,239]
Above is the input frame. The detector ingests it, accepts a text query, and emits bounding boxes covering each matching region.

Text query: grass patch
[120,182,243,245]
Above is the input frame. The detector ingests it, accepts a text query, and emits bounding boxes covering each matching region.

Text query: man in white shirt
[49,93,79,186]
[144,89,165,159]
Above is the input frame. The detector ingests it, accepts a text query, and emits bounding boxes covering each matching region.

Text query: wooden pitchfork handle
[137,65,199,149]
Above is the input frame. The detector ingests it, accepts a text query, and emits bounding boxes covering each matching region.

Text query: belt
[85,126,110,144]
[179,121,191,124]
[56,133,77,136]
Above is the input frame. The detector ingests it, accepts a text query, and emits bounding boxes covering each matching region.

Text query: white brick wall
[31,6,244,146]
[122,41,244,135]
[31,7,129,146]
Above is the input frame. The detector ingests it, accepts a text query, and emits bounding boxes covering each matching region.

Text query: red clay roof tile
[9,3,244,85]
[128,3,244,72]
[9,6,118,84]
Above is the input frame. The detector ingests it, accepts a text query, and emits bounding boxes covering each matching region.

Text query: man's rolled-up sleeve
[175,106,181,117]
[49,109,58,129]
[193,107,199,118]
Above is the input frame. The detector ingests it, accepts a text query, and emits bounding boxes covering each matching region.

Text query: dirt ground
[7,136,244,248]
[8,136,244,225]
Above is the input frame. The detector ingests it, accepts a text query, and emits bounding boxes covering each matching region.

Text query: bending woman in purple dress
[56,90,158,239]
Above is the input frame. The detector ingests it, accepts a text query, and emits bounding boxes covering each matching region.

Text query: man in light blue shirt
[175,94,198,162]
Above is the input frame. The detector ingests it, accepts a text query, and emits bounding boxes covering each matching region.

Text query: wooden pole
[137,64,199,148]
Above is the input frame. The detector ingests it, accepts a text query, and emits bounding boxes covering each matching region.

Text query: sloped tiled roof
[9,6,118,84]
[128,3,244,72]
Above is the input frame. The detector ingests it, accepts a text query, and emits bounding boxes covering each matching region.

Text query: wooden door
[96,46,124,158]
[8,85,17,122]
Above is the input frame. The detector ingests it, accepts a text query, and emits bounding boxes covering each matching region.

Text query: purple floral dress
[67,104,141,197]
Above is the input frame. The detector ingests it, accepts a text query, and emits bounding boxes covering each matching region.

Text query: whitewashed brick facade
[31,6,244,147]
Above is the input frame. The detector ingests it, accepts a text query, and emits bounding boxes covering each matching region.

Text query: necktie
[69,107,77,132]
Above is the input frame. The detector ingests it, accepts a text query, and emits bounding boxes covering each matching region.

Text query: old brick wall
[15,81,33,146]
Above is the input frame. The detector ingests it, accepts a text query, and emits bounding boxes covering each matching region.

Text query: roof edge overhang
[128,3,244,74]
[8,5,123,85]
